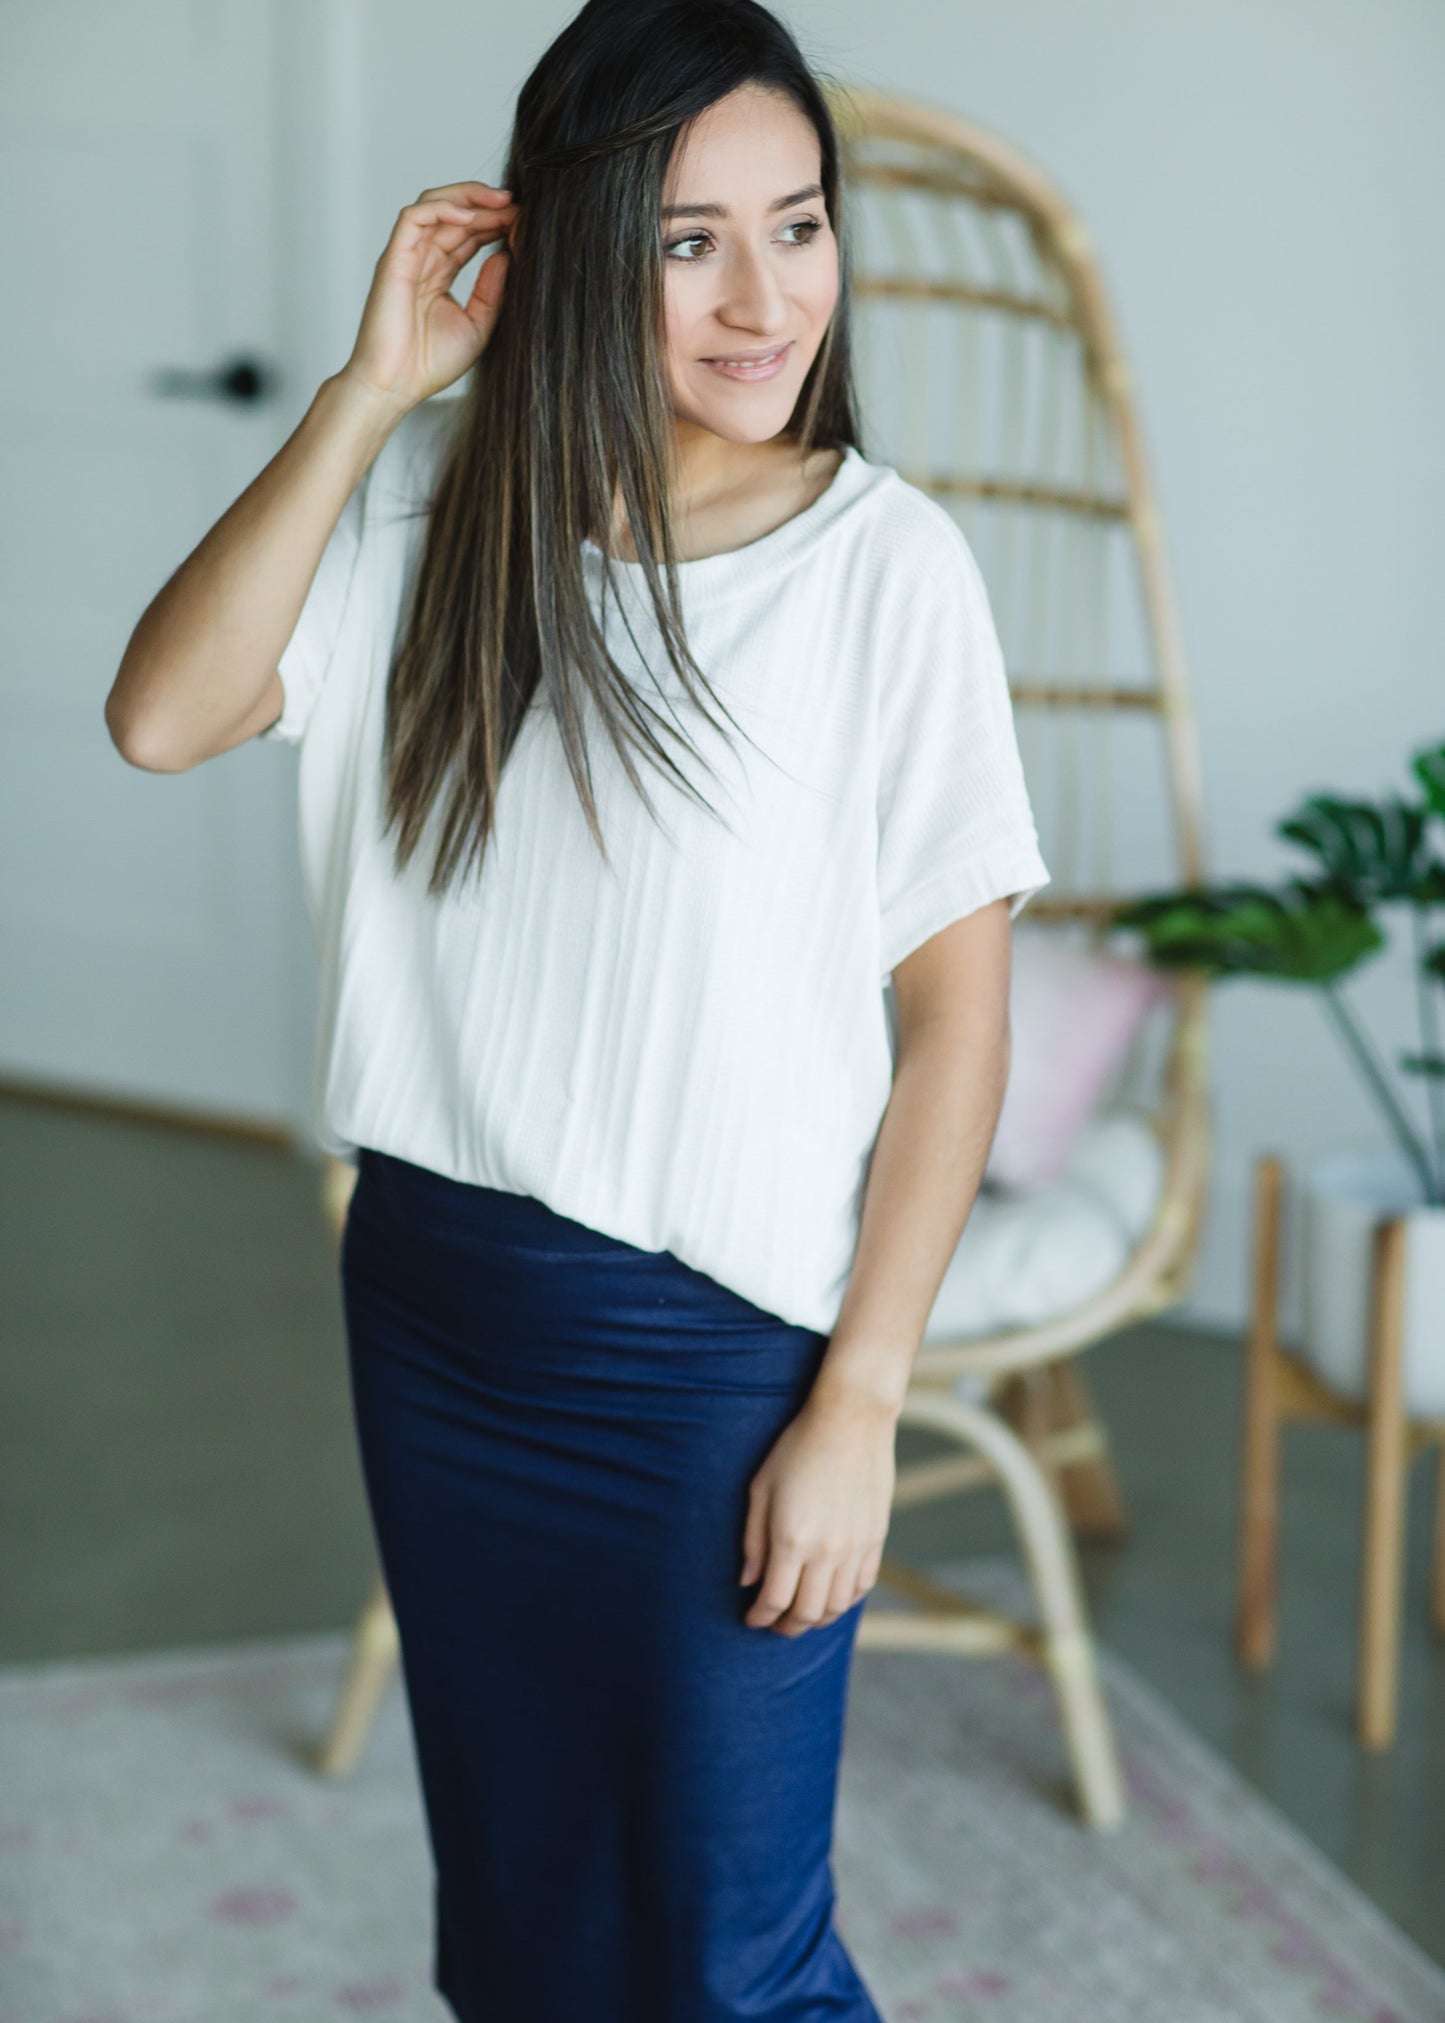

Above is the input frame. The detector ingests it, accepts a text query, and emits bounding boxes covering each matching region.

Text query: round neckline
[580,443,871,598]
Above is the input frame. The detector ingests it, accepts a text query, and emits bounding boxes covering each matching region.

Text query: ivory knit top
[261,396,1050,1333]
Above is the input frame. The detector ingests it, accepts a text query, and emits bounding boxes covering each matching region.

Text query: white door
[0,1,338,1140]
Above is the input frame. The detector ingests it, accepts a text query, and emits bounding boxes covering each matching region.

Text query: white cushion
[984,926,1169,1189]
[925,1104,1166,1343]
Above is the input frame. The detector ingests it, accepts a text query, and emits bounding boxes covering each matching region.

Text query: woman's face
[660,82,840,446]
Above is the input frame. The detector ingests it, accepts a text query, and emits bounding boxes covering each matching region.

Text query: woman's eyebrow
[661,182,823,220]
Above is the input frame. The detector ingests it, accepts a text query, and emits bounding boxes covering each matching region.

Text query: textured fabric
[263,396,1050,1332]
[341,1145,885,2023]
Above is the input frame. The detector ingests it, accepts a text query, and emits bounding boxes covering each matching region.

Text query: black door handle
[149,354,275,405]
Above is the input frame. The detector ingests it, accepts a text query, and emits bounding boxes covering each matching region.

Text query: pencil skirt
[339,1146,883,2023]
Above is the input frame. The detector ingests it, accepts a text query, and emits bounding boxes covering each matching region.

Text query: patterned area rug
[1,1558,1442,2023]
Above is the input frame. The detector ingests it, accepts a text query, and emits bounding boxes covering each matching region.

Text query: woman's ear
[506,206,525,256]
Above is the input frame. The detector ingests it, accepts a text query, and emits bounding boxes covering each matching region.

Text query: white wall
[338,0,1445,1338]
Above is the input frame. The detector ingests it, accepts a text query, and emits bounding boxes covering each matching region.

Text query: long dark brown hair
[380,0,864,898]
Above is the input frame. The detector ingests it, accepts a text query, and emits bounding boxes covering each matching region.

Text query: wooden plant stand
[1236,1153,1445,1750]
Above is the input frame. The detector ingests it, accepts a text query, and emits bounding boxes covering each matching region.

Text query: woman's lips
[701,340,793,382]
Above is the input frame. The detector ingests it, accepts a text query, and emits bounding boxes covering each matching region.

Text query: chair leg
[315,1568,401,1778]
[1236,1153,1285,1670]
[997,1361,1128,1539]
[998,1368,1059,1494]
[313,1161,398,1779]
[1043,1358,1128,1540]
[895,1387,1126,1830]
[1358,1216,1410,1751]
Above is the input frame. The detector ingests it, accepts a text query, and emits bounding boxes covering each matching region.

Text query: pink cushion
[985,928,1169,1189]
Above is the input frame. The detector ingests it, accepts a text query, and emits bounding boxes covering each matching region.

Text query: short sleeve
[876,508,1050,979]
[256,471,368,746]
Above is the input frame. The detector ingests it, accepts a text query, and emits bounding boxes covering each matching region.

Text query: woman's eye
[664,231,712,261]
[662,216,825,261]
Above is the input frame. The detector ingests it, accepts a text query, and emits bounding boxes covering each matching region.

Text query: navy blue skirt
[339,1147,883,2023]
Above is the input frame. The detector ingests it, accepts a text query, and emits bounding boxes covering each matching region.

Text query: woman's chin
[677,392,805,445]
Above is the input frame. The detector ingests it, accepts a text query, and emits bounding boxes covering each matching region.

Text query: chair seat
[925,1105,1166,1342]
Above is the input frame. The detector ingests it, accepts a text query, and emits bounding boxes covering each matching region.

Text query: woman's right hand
[338,181,519,414]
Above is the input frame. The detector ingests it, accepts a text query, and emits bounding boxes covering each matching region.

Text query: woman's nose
[716,241,789,332]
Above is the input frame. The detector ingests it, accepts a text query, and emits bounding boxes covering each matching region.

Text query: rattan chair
[313,87,1212,1832]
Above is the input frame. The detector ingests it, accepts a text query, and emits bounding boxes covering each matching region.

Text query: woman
[106,0,1049,2014]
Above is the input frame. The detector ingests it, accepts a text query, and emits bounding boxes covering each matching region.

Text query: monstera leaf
[1109,879,1382,983]
[1112,736,1445,1204]
[1275,793,1439,902]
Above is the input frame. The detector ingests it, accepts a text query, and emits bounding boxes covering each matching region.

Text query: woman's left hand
[739,1384,896,1635]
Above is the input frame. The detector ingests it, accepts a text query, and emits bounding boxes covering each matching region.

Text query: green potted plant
[1105,740,1445,1415]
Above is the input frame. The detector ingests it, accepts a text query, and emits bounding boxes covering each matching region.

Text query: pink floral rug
[1,1558,1441,2022]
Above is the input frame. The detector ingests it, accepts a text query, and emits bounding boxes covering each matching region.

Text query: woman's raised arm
[105,180,517,772]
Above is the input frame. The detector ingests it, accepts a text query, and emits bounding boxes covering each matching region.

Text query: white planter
[1299,1148,1445,1419]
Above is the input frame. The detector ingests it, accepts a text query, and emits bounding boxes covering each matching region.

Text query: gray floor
[4,1092,1443,1967]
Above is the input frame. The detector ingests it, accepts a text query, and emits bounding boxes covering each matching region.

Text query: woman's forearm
[104,370,409,773]
[811,1009,1010,1418]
